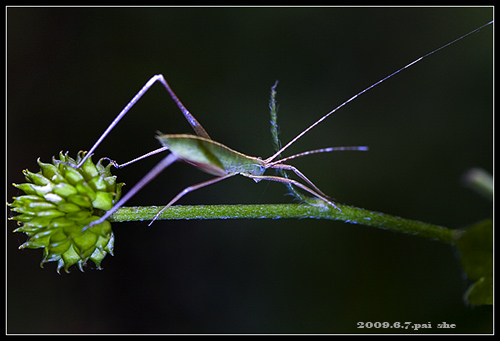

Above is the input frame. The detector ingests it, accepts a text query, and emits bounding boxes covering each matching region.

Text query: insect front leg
[269,163,330,199]
[241,173,340,211]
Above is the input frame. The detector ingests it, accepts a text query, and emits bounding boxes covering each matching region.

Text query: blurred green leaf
[455,219,493,305]
[464,276,493,306]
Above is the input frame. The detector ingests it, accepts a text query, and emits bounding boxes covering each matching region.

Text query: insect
[74,21,492,231]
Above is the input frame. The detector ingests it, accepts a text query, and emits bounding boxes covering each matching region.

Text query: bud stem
[110,203,455,244]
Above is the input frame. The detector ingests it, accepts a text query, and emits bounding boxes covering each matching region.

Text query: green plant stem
[109,203,455,244]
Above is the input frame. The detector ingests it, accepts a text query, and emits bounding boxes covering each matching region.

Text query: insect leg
[74,74,209,169]
[242,173,341,211]
[154,74,211,139]
[150,173,237,225]
[82,153,179,231]
[269,163,330,198]
[104,146,170,169]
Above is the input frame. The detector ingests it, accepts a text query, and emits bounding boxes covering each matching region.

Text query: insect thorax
[225,161,266,176]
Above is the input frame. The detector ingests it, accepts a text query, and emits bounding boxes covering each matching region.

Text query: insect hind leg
[73,74,210,169]
[82,153,179,231]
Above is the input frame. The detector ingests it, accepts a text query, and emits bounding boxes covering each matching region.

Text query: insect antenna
[267,146,368,167]
[264,21,493,164]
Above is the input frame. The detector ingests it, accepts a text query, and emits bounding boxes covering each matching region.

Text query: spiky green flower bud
[9,151,123,273]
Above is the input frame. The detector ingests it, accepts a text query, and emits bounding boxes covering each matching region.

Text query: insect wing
[157,134,266,176]
[156,134,225,176]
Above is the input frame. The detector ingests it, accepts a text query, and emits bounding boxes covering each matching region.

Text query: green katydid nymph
[79,73,367,231]
[73,21,491,231]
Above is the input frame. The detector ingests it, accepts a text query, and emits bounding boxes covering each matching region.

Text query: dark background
[7,7,492,334]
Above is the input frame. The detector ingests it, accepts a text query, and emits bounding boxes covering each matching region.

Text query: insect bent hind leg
[73,74,210,169]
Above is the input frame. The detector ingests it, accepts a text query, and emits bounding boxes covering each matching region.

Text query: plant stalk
[109,203,455,244]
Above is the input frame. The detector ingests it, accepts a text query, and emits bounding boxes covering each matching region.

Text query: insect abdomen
[157,134,266,176]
